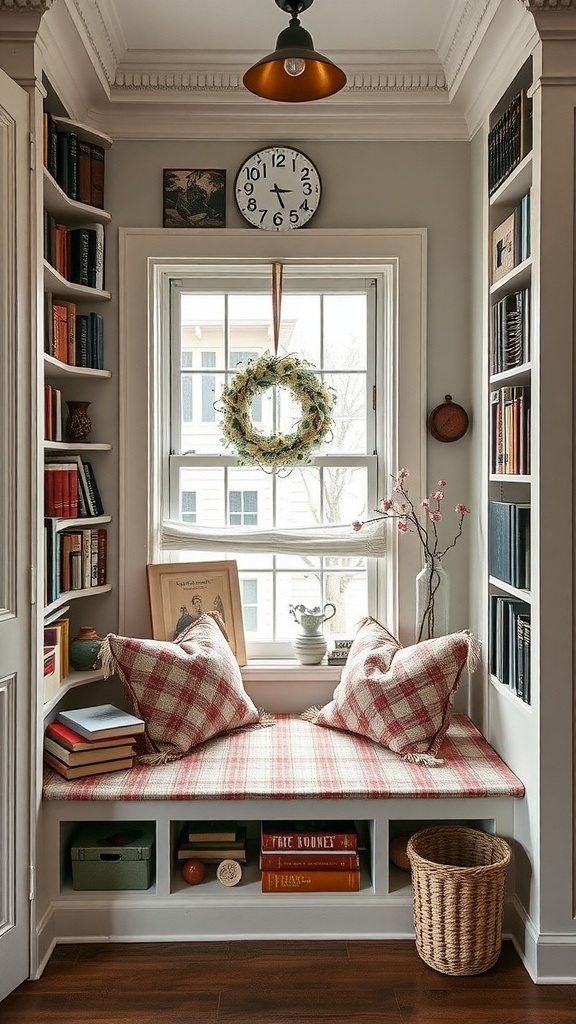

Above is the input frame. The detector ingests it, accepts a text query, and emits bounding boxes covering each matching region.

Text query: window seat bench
[36,714,524,977]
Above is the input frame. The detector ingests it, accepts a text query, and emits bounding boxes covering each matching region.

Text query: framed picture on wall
[162,168,226,228]
[146,559,246,664]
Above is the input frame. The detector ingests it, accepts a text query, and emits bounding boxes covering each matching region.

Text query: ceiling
[39,0,534,140]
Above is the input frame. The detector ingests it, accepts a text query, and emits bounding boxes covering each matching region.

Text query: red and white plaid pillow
[100,614,261,764]
[303,617,480,764]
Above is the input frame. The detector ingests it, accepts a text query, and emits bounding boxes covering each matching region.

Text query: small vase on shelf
[415,557,449,642]
[69,626,102,671]
[65,400,92,442]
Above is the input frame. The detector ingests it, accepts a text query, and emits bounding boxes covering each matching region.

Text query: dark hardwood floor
[2,940,576,1023]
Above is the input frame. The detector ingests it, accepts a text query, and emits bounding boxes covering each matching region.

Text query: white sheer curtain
[161,518,386,557]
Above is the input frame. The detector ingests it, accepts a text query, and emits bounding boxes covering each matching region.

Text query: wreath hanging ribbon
[219,263,335,470]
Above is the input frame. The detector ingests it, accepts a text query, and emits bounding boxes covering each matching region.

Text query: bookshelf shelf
[488,576,531,602]
[489,257,532,300]
[44,440,112,452]
[53,515,112,533]
[43,259,111,301]
[44,584,112,619]
[43,667,107,713]
[490,363,531,387]
[43,168,111,226]
[44,354,111,381]
[489,152,532,208]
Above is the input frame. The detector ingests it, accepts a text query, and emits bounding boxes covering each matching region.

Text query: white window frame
[119,229,427,657]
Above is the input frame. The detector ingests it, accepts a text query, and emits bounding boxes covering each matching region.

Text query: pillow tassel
[401,751,445,767]
[98,634,116,679]
[462,629,482,673]
[300,706,323,723]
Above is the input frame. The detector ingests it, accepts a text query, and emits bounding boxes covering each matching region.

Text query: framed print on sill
[162,169,226,228]
[146,560,246,665]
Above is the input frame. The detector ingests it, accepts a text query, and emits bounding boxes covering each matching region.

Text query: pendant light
[243,0,346,103]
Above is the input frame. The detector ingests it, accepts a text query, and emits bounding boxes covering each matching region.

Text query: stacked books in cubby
[43,704,145,779]
[260,821,360,892]
[177,821,247,864]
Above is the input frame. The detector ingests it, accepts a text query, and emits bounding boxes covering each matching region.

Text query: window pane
[324,373,367,454]
[323,295,367,371]
[180,294,225,369]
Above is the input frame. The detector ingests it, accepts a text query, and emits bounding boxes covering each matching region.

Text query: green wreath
[220,354,335,469]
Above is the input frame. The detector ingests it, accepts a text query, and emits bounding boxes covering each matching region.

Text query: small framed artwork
[163,169,226,228]
[146,559,246,664]
[492,211,516,283]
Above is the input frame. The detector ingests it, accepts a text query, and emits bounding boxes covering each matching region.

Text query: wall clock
[428,394,469,442]
[234,146,321,231]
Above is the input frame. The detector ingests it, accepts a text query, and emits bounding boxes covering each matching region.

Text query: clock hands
[269,183,293,209]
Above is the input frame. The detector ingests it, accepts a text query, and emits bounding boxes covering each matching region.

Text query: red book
[45,719,137,752]
[261,870,361,893]
[260,852,360,871]
[261,821,358,852]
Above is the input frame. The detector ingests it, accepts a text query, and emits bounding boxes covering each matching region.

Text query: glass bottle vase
[415,557,449,642]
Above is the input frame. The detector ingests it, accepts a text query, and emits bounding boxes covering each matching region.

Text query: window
[181,490,196,523]
[229,490,258,526]
[119,230,426,653]
[167,271,378,656]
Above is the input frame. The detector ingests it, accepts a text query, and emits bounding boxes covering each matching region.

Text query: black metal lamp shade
[243,2,346,102]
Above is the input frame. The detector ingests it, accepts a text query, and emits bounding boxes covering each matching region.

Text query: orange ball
[181,858,206,885]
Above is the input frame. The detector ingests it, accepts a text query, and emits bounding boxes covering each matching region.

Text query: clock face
[234,146,321,231]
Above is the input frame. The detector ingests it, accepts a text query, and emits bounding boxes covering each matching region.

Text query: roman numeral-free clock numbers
[234,146,321,231]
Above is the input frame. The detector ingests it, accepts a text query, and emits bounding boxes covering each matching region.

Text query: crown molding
[0,0,53,9]
[520,0,576,9]
[85,102,469,143]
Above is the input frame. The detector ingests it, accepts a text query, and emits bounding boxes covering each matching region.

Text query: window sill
[240,661,342,713]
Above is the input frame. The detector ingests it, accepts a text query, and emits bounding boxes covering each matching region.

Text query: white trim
[119,229,426,648]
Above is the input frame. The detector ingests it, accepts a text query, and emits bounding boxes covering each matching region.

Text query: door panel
[0,65,32,1001]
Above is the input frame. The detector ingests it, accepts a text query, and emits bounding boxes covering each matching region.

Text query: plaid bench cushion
[42,714,524,802]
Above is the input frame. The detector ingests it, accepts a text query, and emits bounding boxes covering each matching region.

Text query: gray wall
[104,138,473,635]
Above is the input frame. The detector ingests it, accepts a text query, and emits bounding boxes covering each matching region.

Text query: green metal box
[70,822,155,890]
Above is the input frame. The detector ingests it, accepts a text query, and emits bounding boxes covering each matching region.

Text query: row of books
[44,456,104,519]
[490,288,530,376]
[45,522,107,606]
[488,500,531,591]
[176,820,362,891]
[490,385,531,476]
[43,704,145,779]
[43,112,106,209]
[44,213,105,291]
[489,595,531,704]
[46,295,104,370]
[488,88,532,196]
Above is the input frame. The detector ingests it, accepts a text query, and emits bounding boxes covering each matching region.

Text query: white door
[0,65,33,1000]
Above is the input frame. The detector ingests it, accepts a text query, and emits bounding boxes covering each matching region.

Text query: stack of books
[177,821,247,864]
[327,639,353,667]
[260,820,361,892]
[43,704,145,779]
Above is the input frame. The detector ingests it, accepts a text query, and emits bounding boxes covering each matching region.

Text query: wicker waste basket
[406,826,511,976]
